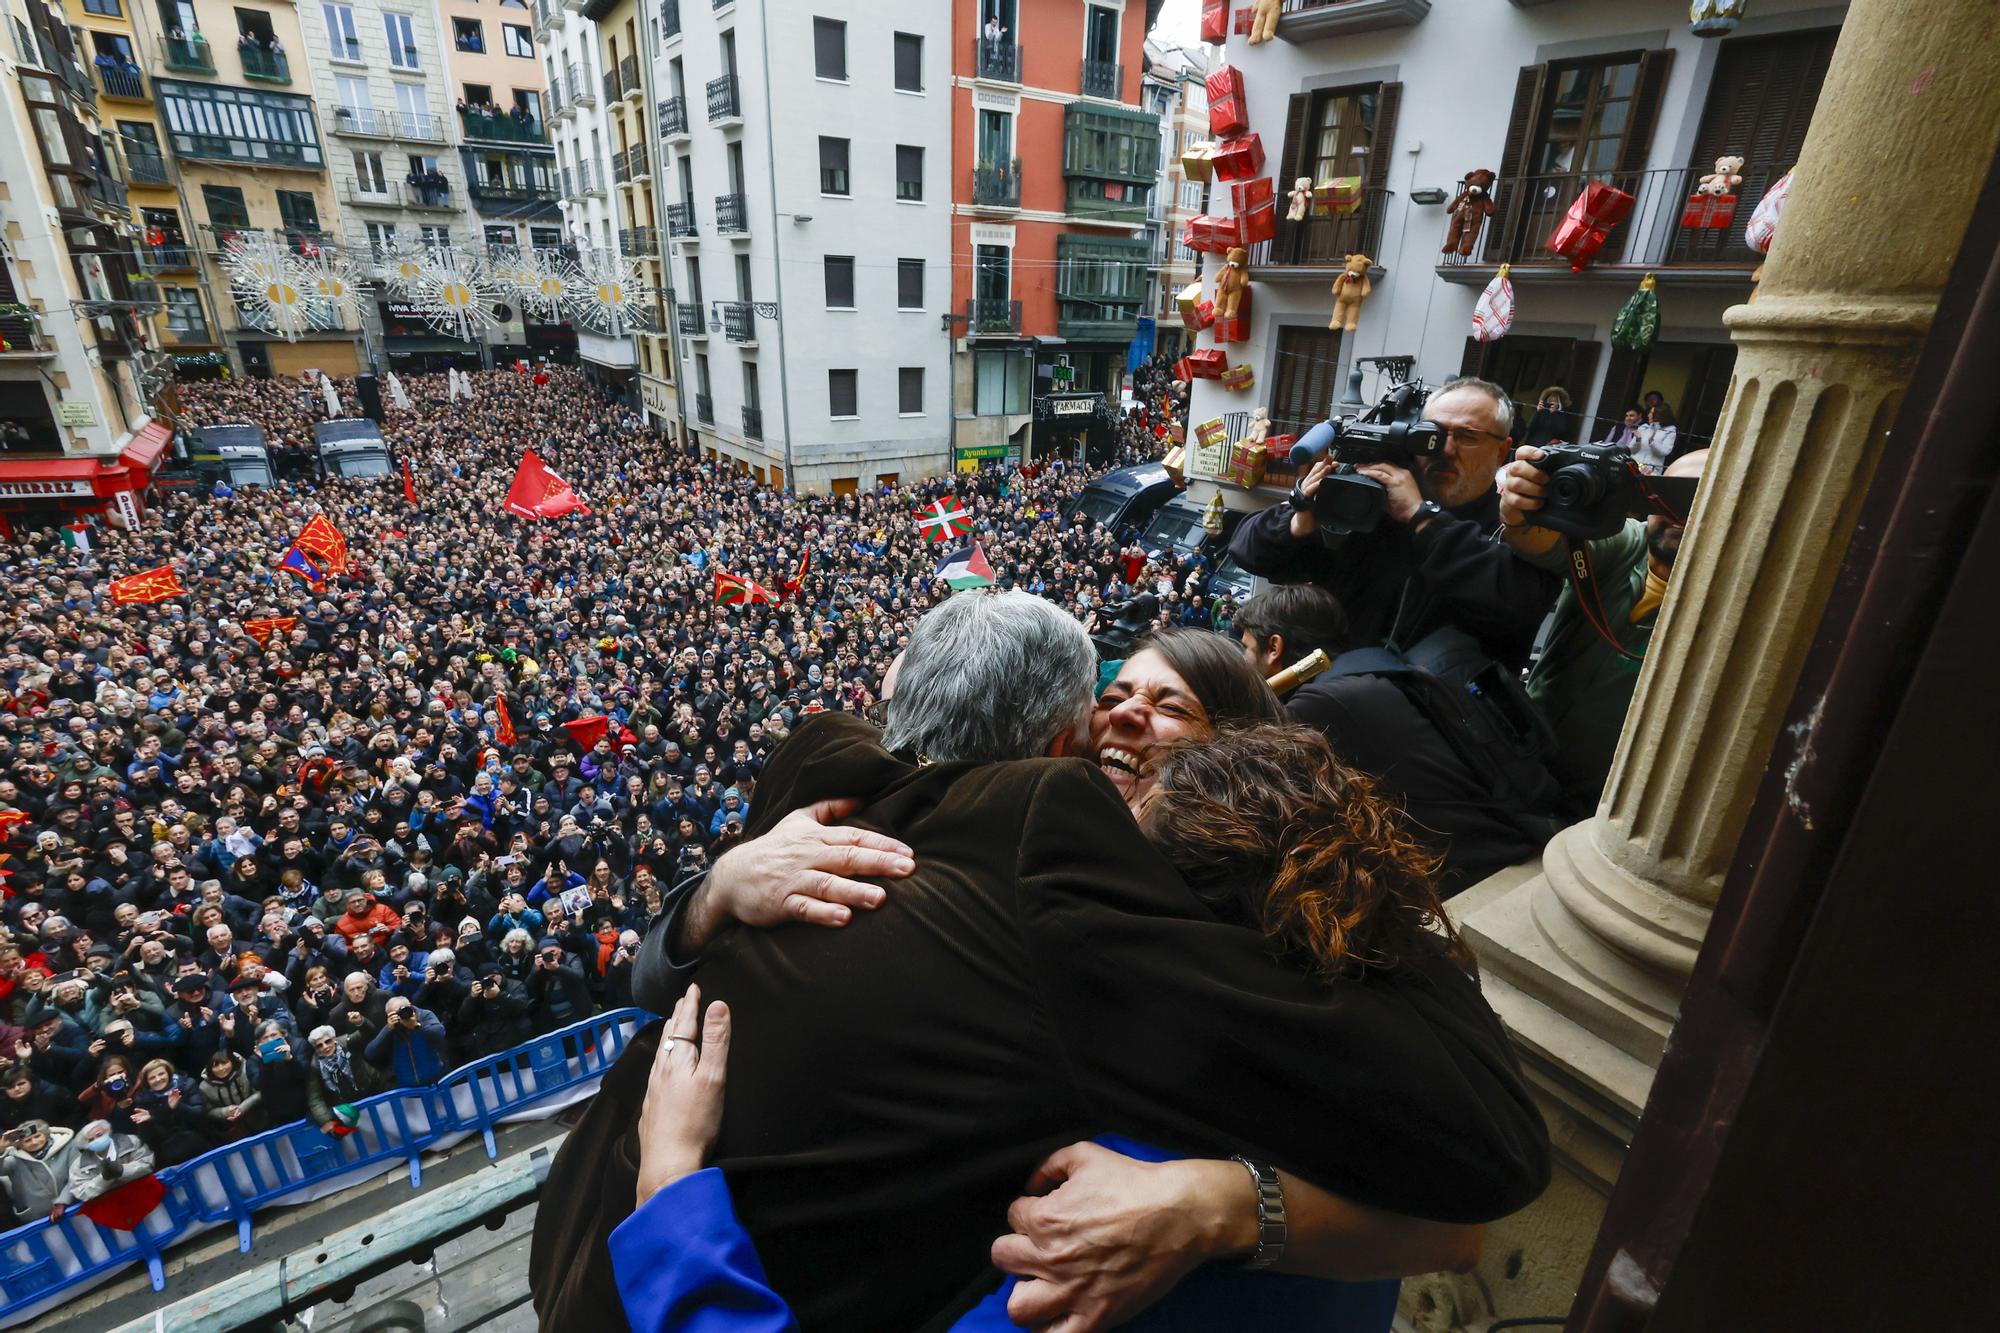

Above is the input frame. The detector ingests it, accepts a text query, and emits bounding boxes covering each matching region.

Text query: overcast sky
[1152,0,1203,47]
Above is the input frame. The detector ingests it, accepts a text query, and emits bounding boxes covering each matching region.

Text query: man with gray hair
[1228,374,1561,667]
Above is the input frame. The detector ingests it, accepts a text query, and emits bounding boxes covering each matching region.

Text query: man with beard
[1495,444,1709,814]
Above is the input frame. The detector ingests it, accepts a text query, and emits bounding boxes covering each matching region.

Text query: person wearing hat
[303,1024,389,1133]
[706,788,750,840]
[0,1119,76,1222]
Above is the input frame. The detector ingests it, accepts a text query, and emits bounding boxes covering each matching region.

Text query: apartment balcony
[711,0,731,9]
[665,201,697,239]
[95,63,146,101]
[1247,185,1393,277]
[966,296,1021,337]
[345,179,456,211]
[394,110,445,143]
[0,307,51,356]
[1276,0,1432,43]
[741,405,763,440]
[720,301,754,344]
[970,159,1023,209]
[1080,58,1122,100]
[160,33,214,75]
[659,96,688,140]
[620,226,658,257]
[694,392,713,424]
[602,67,622,103]
[332,104,393,138]
[971,37,1019,84]
[162,318,214,348]
[619,56,641,103]
[661,0,680,40]
[706,75,741,126]
[469,174,558,208]
[570,63,597,107]
[238,44,290,84]
[549,79,572,120]
[461,108,548,145]
[614,144,650,186]
[135,244,198,273]
[1436,165,1777,285]
[676,304,704,336]
[532,0,559,39]
[1066,178,1149,223]
[715,191,747,235]
[123,144,171,185]
[564,162,601,199]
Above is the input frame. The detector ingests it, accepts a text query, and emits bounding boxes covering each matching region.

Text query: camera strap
[1562,539,1644,662]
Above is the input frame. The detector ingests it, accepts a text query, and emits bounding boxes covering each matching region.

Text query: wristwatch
[1231,1155,1287,1270]
[1411,499,1445,528]
[1288,482,1313,512]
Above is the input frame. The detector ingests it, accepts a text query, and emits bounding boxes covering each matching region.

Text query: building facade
[1180,1,1849,1325]
[949,0,1159,470]
[1,0,171,532]
[536,0,625,384]
[1141,37,1205,360]
[658,0,953,492]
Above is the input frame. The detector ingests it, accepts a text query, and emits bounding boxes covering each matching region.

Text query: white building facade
[538,0,628,380]
[656,0,952,491]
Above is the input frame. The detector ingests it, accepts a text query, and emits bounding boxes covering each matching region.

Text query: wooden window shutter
[1273,92,1314,262]
[1272,326,1341,434]
[1563,340,1604,419]
[1362,81,1402,254]
[1597,344,1645,434]
[1460,336,1486,380]
[1491,65,1548,260]
[1615,48,1676,174]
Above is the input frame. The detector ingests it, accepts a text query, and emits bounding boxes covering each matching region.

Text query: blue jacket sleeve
[609,1168,798,1333]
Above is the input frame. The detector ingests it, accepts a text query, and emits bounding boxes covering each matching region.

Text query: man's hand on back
[677,798,916,952]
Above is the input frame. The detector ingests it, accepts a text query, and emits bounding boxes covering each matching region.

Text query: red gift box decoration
[1236,202,1277,245]
[1229,176,1274,214]
[1178,349,1227,380]
[1545,181,1635,273]
[1195,299,1216,330]
[1266,433,1298,460]
[1212,287,1249,344]
[1680,193,1739,230]
[1233,5,1254,35]
[1182,215,1241,254]
[1206,67,1248,139]
[1210,134,1266,183]
[1200,0,1230,43]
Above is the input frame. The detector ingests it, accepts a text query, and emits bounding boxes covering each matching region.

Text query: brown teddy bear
[1214,247,1250,322]
[1328,253,1372,333]
[1442,169,1498,257]
[1248,0,1281,44]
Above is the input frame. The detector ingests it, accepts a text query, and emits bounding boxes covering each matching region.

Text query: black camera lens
[1548,464,1608,509]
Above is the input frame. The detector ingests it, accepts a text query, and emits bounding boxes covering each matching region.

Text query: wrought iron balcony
[603,68,621,102]
[161,33,213,74]
[548,78,569,119]
[460,108,547,144]
[661,0,679,39]
[966,296,1021,336]
[136,242,198,272]
[1247,185,1393,274]
[394,109,445,142]
[676,304,704,335]
[0,310,48,356]
[122,142,170,185]
[665,201,697,238]
[720,301,754,343]
[620,226,658,257]
[695,392,714,424]
[570,62,596,106]
[706,75,740,124]
[332,104,393,137]
[659,96,688,138]
[971,37,1019,83]
[742,405,763,440]
[715,192,747,234]
[470,173,557,206]
[971,159,1022,208]
[95,63,145,100]
[619,56,640,101]
[1080,58,1122,99]
[238,44,289,84]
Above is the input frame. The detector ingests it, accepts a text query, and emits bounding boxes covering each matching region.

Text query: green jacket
[1520,521,1654,814]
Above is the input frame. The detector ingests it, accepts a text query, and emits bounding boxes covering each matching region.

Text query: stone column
[1460,0,2000,1118]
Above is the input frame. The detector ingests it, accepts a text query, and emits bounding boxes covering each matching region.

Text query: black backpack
[1326,625,1566,845]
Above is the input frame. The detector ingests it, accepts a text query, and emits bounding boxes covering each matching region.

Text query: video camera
[1288,361,1444,534]
[1089,594,1158,663]
[1529,443,1700,541]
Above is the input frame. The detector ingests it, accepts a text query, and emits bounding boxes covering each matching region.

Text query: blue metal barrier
[0,1007,652,1326]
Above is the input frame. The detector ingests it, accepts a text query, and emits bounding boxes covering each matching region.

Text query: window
[485,224,515,247]
[1267,326,1344,437]
[974,243,1009,301]
[503,24,532,58]
[420,224,451,249]
[898,367,924,415]
[384,11,418,70]
[819,136,849,195]
[895,145,923,201]
[974,349,1030,416]
[395,81,433,137]
[812,17,845,81]
[1084,4,1118,64]
[164,287,203,333]
[323,2,361,61]
[823,255,854,309]
[353,148,388,193]
[893,32,922,92]
[1532,57,1644,177]
[201,183,249,227]
[1180,179,1204,210]
[453,18,483,53]
[530,225,563,248]
[275,190,320,232]
[83,0,121,15]
[896,257,923,310]
[828,369,858,418]
[742,362,761,410]
[365,220,398,253]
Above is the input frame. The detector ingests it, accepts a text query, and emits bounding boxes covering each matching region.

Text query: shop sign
[1048,397,1094,416]
[0,479,95,498]
[56,403,98,426]
[112,488,141,528]
[955,444,1011,461]
[640,376,674,415]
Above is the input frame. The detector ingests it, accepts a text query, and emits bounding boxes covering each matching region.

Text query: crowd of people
[0,361,1211,1226]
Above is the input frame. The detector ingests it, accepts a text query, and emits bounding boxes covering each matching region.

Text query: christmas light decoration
[406,248,502,341]
[219,231,312,341]
[567,252,652,337]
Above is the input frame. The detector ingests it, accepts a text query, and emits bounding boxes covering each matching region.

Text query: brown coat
[531,713,1547,1332]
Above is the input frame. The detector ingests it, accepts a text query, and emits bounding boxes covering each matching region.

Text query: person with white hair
[59,1119,155,1206]
[0,1120,76,1222]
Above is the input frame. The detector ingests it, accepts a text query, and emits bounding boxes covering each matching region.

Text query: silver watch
[1231,1155,1287,1270]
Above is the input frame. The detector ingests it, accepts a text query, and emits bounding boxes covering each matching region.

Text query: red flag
[242,616,298,648]
[0,810,30,836]
[402,458,418,506]
[562,715,609,750]
[714,570,751,605]
[504,449,589,519]
[495,696,517,748]
[109,565,186,604]
[294,515,350,574]
[782,549,811,600]
[77,1172,168,1231]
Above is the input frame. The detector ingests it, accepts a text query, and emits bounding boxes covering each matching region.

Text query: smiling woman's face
[1089,649,1212,809]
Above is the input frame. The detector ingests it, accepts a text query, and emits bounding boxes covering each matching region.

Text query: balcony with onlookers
[135,242,197,272]
[160,33,213,74]
[94,60,145,101]
[677,304,705,336]
[971,36,1019,83]
[715,192,747,235]
[460,107,547,145]
[469,170,556,208]
[1080,58,1121,100]
[660,96,688,139]
[238,42,289,84]
[742,405,763,440]
[1435,165,1776,283]
[1247,185,1394,277]
[971,159,1022,209]
[707,75,740,125]
[720,301,755,343]
[1276,0,1432,42]
[666,201,697,239]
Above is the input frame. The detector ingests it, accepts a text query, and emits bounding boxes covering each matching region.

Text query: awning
[0,451,151,501]
[119,420,172,471]
[0,457,104,482]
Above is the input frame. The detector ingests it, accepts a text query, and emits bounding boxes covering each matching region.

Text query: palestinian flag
[935,541,995,590]
[714,570,779,606]
[242,616,298,648]
[325,1102,361,1136]
[109,564,186,604]
[60,522,91,554]
[914,497,973,545]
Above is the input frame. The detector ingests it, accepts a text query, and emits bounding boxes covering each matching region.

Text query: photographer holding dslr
[1495,443,1709,815]
[1230,377,1560,668]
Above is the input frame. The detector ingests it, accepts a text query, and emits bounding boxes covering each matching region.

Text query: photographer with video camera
[1230,376,1560,669]
[1495,443,1709,816]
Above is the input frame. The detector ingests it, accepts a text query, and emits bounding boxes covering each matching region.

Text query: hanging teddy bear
[1328,253,1372,333]
[1214,247,1250,322]
[1442,169,1498,258]
[1248,0,1281,44]
[1286,177,1312,222]
[1697,155,1745,197]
